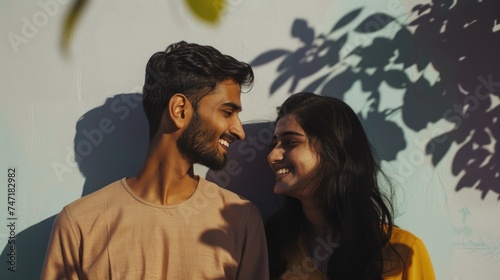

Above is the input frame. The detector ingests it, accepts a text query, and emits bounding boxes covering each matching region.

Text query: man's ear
[168,94,191,129]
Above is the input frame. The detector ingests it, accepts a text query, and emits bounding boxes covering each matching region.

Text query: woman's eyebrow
[273,131,305,139]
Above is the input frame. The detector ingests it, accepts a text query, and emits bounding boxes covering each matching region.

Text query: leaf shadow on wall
[0,93,149,279]
[251,0,500,199]
[198,203,267,279]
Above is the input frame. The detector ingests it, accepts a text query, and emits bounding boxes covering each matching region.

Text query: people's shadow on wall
[206,122,281,222]
[0,95,280,279]
[0,93,149,279]
[251,0,500,199]
[0,215,56,279]
[74,93,148,196]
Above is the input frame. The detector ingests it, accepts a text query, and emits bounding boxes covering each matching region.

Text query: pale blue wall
[1,0,499,279]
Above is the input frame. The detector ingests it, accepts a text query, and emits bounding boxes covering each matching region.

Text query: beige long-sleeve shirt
[41,177,269,279]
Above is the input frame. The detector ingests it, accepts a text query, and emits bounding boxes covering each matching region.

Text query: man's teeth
[276,168,290,175]
[219,139,229,148]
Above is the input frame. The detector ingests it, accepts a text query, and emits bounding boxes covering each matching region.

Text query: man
[41,41,269,279]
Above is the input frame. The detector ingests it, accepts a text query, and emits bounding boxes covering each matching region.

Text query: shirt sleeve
[404,237,436,280]
[41,207,84,280]
[236,203,270,280]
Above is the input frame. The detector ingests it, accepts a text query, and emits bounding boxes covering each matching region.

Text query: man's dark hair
[142,41,254,139]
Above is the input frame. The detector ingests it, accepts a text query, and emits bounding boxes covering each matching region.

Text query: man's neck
[126,138,199,206]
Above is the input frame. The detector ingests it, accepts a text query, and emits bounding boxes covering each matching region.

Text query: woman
[266,92,435,279]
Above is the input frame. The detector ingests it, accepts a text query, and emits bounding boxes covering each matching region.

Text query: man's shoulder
[64,179,125,217]
[199,177,252,205]
[197,178,263,225]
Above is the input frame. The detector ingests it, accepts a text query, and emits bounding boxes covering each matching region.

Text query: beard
[177,111,227,170]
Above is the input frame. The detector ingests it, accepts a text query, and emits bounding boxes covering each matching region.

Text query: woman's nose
[267,146,283,164]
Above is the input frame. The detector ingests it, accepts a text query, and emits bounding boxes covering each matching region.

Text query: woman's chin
[274,184,292,196]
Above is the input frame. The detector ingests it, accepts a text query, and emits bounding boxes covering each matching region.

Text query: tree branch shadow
[251,0,500,199]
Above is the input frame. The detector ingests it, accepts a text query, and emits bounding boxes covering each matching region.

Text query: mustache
[220,132,239,142]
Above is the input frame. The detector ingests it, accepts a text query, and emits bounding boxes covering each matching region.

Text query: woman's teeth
[276,168,290,175]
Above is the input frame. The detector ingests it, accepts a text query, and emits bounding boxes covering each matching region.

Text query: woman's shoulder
[382,227,421,277]
[383,227,436,279]
[384,226,432,265]
[389,226,420,246]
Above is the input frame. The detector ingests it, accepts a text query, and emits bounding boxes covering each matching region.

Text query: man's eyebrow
[222,102,242,112]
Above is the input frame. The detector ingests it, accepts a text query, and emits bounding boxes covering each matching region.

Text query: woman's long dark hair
[266,92,395,279]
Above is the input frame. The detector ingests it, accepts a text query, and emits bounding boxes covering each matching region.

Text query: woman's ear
[168,93,191,129]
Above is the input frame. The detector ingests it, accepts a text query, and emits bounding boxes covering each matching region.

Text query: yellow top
[279,227,435,280]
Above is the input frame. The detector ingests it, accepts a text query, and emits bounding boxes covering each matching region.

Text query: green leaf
[61,0,89,55]
[186,0,226,24]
